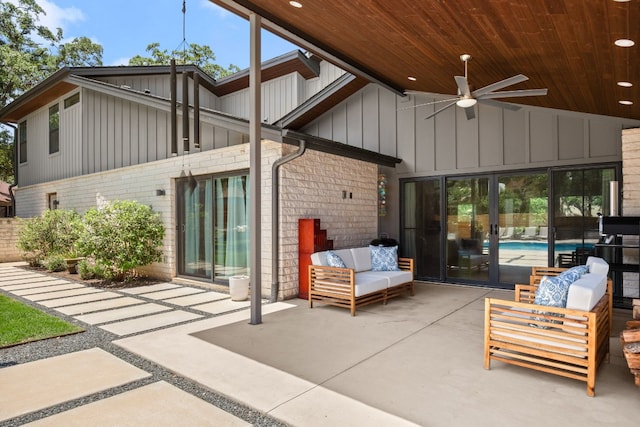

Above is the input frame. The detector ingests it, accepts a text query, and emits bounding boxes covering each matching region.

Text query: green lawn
[0,294,84,348]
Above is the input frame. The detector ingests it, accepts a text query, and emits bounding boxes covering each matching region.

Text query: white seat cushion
[586,256,609,276]
[354,272,388,297]
[361,270,413,287]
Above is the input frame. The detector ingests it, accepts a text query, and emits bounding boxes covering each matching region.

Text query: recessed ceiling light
[613,0,630,3]
[289,1,303,8]
[407,76,417,81]
[618,81,633,87]
[619,100,634,105]
[615,39,635,47]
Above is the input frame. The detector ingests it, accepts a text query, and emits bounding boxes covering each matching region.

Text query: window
[19,121,27,163]
[64,92,80,108]
[49,104,59,154]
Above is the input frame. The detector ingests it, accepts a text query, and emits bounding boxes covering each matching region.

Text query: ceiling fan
[405,54,548,120]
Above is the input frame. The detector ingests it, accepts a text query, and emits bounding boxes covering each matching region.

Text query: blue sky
[37,0,299,70]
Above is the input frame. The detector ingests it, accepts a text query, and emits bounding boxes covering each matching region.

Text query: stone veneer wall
[278,146,378,299]
[621,127,640,298]
[0,218,23,262]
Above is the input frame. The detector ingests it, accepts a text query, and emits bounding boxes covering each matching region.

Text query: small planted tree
[17,209,83,266]
[77,200,164,281]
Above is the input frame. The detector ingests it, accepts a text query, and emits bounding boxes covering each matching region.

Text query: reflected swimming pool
[496,241,592,252]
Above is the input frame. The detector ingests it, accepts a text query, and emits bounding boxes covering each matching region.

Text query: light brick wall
[15,143,281,283]
[13,141,378,299]
[621,127,640,298]
[0,218,23,262]
[278,146,378,299]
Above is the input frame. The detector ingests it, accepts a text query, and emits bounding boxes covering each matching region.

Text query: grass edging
[0,294,84,348]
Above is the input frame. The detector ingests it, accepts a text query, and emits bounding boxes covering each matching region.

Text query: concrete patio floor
[1,262,639,426]
[115,282,640,426]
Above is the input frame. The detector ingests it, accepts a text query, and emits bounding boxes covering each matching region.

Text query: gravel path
[0,282,288,427]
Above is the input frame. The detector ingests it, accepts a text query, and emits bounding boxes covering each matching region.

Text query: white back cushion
[586,256,609,276]
[333,249,356,269]
[351,247,373,272]
[310,252,328,266]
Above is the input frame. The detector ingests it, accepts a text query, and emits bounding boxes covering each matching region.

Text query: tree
[0,0,103,183]
[0,129,13,183]
[129,42,240,80]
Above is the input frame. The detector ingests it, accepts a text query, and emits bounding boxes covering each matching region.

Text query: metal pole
[249,13,262,324]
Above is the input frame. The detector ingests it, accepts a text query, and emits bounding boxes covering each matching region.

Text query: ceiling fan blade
[454,76,471,97]
[397,97,460,111]
[478,88,548,100]
[472,74,529,97]
[424,101,457,120]
[478,98,522,111]
[464,106,475,120]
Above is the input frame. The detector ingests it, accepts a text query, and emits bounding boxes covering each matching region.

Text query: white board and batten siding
[17,90,83,187]
[302,83,640,177]
[100,75,218,110]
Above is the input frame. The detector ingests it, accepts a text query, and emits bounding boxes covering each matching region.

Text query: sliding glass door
[446,176,491,282]
[177,172,250,282]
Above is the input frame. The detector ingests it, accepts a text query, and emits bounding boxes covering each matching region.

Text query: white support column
[249,12,262,324]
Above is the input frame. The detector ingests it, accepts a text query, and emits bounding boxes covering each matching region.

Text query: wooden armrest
[514,283,537,303]
[398,257,414,273]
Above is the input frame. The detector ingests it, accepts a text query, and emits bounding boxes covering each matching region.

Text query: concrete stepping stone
[25,287,100,302]
[39,291,122,308]
[55,297,144,316]
[11,283,86,296]
[1,280,77,291]
[163,291,229,307]
[0,277,66,287]
[0,348,150,422]
[21,381,251,427]
[137,287,205,300]
[191,298,254,314]
[119,283,179,295]
[99,311,203,336]
[75,303,172,325]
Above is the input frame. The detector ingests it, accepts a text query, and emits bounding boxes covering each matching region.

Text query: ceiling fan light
[456,98,477,108]
[615,39,635,47]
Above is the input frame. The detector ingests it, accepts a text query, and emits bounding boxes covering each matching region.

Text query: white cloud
[110,56,131,66]
[199,0,232,18]
[37,0,86,31]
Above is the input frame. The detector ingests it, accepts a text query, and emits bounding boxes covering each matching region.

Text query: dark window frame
[19,121,27,163]
[49,103,59,154]
[64,92,80,108]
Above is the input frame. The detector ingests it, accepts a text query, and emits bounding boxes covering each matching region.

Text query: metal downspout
[271,139,306,302]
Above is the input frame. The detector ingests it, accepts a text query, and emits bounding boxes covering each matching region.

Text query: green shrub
[44,255,66,272]
[17,209,84,265]
[77,259,95,280]
[77,200,164,280]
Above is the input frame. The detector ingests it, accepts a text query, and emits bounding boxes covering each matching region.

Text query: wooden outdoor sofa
[484,260,613,397]
[308,246,414,316]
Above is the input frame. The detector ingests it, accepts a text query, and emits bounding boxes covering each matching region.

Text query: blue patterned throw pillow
[326,250,347,268]
[369,245,400,271]
[557,265,588,283]
[533,275,573,308]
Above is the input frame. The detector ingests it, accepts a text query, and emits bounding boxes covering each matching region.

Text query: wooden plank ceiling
[213,0,640,121]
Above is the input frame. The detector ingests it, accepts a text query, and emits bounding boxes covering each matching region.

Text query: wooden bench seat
[484,267,612,396]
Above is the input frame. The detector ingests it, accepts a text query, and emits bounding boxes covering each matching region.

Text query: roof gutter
[271,138,306,302]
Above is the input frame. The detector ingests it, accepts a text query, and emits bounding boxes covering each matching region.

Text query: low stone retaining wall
[0,218,23,262]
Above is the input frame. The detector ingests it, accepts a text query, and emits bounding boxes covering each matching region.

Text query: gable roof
[0,50,319,123]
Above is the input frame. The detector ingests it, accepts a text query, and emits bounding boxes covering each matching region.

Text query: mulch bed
[19,265,162,289]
